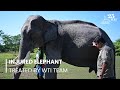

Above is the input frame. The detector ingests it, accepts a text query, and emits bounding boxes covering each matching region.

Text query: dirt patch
[20,72,37,79]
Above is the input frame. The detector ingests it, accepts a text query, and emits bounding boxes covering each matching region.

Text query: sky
[0,11,120,42]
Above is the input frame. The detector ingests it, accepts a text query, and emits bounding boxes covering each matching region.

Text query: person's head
[92,36,106,49]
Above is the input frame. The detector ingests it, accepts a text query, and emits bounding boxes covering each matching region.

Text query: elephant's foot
[45,71,57,79]
[43,62,60,79]
[89,67,97,74]
[13,72,21,79]
[13,65,24,79]
[43,59,60,79]
[89,67,93,73]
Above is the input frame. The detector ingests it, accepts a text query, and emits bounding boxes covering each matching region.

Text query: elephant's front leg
[44,42,62,79]
[45,63,60,79]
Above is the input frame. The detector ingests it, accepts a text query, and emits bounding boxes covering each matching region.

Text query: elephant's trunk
[18,39,31,60]
[13,38,31,79]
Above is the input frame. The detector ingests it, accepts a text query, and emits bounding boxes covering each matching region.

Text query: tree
[0,30,4,44]
[0,30,5,52]
[0,30,4,37]
[11,34,21,52]
[114,39,120,56]
[2,34,21,52]
[0,30,21,52]
[2,34,12,52]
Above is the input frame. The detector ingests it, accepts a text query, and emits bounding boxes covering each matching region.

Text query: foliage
[0,30,4,37]
[0,30,21,52]
[114,39,120,56]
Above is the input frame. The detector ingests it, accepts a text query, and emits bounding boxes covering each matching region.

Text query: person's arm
[99,62,107,79]
[99,49,110,79]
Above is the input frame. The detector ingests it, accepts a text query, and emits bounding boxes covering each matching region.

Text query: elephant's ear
[44,23,58,43]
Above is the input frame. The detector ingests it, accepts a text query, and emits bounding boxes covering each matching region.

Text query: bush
[114,39,120,56]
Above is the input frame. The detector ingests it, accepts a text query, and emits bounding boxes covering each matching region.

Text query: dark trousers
[37,74,44,79]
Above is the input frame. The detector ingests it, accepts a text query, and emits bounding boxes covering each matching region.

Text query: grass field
[0,52,120,79]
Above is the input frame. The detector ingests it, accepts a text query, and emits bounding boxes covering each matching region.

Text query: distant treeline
[0,30,21,52]
[0,30,120,56]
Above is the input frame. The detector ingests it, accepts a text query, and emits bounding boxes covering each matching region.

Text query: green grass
[0,52,120,79]
[0,53,18,79]
[57,62,97,79]
[115,56,120,79]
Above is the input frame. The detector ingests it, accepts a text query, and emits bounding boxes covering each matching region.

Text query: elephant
[13,15,115,79]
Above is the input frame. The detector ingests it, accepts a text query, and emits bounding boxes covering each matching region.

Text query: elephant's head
[14,15,58,79]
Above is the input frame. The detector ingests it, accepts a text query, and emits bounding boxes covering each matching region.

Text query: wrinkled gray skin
[14,15,115,79]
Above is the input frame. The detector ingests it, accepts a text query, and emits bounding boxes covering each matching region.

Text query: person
[92,36,116,79]
[34,47,45,79]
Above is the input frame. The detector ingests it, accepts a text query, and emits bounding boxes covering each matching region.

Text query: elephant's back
[59,22,113,67]
[59,23,101,48]
[59,22,113,48]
